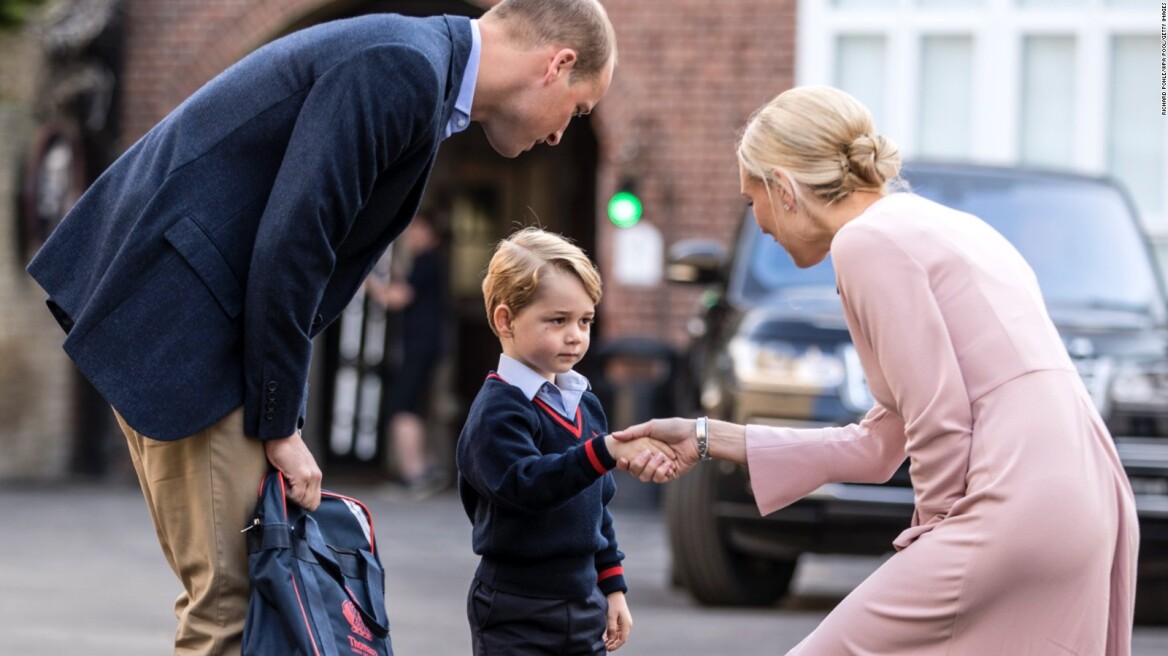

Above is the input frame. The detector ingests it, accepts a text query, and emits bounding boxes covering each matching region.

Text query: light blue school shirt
[496,354,590,421]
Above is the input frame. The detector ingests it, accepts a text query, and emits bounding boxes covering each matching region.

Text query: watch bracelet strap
[696,416,710,460]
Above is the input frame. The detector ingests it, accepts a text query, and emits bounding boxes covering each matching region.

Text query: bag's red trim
[261,473,375,551]
[280,475,289,522]
[291,575,322,656]
[325,491,377,553]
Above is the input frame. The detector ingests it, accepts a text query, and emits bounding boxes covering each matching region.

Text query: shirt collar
[443,19,480,140]
[496,354,590,401]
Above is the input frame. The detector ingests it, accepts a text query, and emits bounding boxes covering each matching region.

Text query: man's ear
[493,305,514,338]
[545,48,578,83]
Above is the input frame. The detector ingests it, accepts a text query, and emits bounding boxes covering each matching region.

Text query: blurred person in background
[366,211,449,497]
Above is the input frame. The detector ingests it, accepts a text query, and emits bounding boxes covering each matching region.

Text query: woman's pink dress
[745,193,1139,655]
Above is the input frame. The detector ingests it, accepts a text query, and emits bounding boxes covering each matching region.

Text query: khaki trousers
[116,407,268,656]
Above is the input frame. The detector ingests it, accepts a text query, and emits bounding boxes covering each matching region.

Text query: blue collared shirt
[496,354,591,421]
[443,19,480,140]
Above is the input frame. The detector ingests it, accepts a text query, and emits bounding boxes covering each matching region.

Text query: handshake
[602,417,706,483]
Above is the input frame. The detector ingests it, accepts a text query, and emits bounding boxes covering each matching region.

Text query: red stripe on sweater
[597,566,624,582]
[532,398,583,438]
[584,438,608,475]
[488,371,584,439]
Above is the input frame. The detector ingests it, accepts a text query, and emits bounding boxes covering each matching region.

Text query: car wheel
[664,460,796,606]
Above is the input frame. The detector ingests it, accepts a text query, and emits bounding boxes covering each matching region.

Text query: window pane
[1016,0,1085,7]
[1020,36,1075,167]
[918,0,983,7]
[834,35,887,132]
[1109,35,1163,222]
[834,0,896,7]
[918,36,973,160]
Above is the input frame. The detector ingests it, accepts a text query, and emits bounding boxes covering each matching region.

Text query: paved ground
[2,480,1167,655]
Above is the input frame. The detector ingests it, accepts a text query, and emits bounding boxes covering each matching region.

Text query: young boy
[456,227,675,655]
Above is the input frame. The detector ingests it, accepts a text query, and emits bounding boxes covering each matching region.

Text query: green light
[607,190,643,227]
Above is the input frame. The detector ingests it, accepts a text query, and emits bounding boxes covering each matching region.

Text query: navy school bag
[242,471,394,656]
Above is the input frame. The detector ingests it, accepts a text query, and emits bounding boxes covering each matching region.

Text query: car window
[741,232,836,297]
[907,170,1160,314]
[733,168,1163,318]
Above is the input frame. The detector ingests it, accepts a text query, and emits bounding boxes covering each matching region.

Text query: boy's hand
[612,418,701,483]
[604,591,632,651]
[604,435,677,480]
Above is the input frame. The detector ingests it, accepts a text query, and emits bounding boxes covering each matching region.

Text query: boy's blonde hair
[482,227,602,337]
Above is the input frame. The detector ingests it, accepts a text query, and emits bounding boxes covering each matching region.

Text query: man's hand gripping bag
[242,472,392,656]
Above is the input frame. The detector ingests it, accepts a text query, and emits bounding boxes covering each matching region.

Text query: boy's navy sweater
[456,373,627,599]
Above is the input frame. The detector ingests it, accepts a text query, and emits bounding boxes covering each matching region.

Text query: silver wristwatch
[696,416,711,460]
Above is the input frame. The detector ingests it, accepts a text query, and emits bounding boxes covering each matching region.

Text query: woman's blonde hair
[482,227,603,336]
[737,85,902,206]
[483,0,617,82]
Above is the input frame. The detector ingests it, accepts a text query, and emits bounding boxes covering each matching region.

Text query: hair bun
[844,133,899,191]
[737,86,902,204]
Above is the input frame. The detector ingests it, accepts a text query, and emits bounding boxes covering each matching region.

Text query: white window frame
[797,0,1166,231]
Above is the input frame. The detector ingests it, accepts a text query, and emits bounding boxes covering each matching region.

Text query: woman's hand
[612,418,700,483]
[604,435,678,480]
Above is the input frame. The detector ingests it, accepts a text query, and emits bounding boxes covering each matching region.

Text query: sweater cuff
[597,565,627,595]
[584,436,618,475]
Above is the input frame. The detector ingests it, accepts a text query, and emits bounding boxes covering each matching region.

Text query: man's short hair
[485,0,617,81]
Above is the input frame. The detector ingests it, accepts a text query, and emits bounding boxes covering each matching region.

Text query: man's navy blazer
[27,14,473,440]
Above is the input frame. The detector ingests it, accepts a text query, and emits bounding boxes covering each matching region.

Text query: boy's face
[499,269,595,382]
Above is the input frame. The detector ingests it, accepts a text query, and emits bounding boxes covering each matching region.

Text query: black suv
[664,162,1168,623]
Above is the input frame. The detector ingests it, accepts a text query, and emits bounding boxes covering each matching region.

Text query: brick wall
[594,0,796,346]
[0,15,76,480]
[119,0,499,145]
[119,0,336,147]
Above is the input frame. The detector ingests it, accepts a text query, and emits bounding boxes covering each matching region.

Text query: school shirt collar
[496,354,591,420]
[443,19,480,140]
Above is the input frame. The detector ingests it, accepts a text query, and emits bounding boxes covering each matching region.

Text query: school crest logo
[342,599,373,641]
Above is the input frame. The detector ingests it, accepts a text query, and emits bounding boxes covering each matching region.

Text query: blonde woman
[615,86,1138,654]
